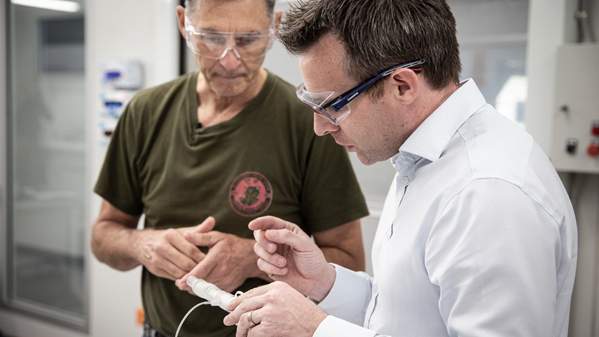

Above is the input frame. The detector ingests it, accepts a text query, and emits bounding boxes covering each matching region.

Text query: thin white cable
[174,301,210,337]
[175,277,244,337]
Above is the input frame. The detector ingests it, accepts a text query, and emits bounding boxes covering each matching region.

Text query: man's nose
[218,48,242,71]
[313,113,339,136]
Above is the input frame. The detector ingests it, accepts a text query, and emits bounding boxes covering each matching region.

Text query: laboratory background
[0,0,598,336]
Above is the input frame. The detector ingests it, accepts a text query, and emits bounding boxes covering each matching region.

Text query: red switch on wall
[588,142,599,158]
[592,121,599,137]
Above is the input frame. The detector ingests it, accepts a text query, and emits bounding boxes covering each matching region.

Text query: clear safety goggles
[296,59,427,125]
[184,16,275,60]
[295,87,350,125]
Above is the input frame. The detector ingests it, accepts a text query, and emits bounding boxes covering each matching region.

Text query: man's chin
[355,151,374,166]
[209,82,248,97]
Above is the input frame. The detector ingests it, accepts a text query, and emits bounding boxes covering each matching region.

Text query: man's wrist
[308,308,328,337]
[130,229,148,265]
[310,263,336,302]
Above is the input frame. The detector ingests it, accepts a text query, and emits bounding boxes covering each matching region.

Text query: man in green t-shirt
[90,0,369,337]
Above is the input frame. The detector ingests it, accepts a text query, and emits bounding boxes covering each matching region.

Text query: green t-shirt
[94,71,369,337]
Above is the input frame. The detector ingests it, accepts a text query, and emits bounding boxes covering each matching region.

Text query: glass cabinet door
[4,0,87,328]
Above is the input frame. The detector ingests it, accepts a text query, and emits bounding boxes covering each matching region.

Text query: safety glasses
[184,16,274,60]
[296,59,426,125]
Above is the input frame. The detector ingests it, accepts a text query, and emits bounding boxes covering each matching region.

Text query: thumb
[185,232,220,247]
[264,228,313,252]
[195,216,216,233]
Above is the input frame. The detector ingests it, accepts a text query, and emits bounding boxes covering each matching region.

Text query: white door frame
[0,0,9,306]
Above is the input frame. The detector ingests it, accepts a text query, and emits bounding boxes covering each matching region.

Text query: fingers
[182,219,226,253]
[142,231,198,279]
[254,230,277,254]
[187,250,219,280]
[247,324,268,337]
[235,312,252,337]
[157,232,198,272]
[175,252,219,291]
[165,229,205,264]
[196,216,217,232]
[248,216,298,232]
[223,296,266,326]
[227,284,273,310]
[142,218,219,281]
[146,256,187,281]
[175,277,186,290]
[180,217,219,246]
[257,258,288,277]
[151,265,181,281]
[184,231,221,247]
[253,239,288,276]
[264,228,312,252]
[253,242,287,268]
[235,309,265,337]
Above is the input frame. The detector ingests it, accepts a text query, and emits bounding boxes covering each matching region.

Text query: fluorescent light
[11,0,80,13]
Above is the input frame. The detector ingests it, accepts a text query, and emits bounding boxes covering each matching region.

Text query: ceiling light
[11,0,80,13]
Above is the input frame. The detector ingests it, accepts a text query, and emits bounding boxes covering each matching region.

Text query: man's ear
[389,68,420,105]
[274,11,283,32]
[176,6,187,40]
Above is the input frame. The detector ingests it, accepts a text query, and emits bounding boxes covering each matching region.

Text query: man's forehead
[299,34,352,92]
[187,0,271,28]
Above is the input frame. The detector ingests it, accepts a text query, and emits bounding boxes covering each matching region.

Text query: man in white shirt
[222,0,578,336]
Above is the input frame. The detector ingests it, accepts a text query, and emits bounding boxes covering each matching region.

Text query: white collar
[391,79,487,173]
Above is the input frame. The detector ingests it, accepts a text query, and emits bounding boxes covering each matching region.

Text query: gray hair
[185,0,276,17]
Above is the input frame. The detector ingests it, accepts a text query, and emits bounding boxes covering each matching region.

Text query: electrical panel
[551,44,599,174]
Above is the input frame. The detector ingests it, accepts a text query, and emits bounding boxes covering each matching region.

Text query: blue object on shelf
[104,71,122,80]
[103,100,123,108]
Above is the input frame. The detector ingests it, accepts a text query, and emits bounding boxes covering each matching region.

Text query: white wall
[8,5,86,257]
[85,1,179,337]
[449,0,529,42]
[526,0,577,153]
[0,0,8,320]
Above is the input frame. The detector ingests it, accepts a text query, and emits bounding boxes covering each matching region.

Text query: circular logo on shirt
[229,172,273,217]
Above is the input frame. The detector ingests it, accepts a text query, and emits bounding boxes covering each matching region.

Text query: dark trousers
[142,323,170,337]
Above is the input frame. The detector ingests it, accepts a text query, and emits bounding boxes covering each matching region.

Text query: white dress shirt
[314,79,578,337]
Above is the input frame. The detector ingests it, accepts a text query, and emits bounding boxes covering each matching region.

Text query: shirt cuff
[313,315,376,337]
[318,264,373,325]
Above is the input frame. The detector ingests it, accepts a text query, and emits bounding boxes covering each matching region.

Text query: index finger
[227,283,274,311]
[253,229,277,254]
[223,295,266,326]
[249,216,298,232]
[166,229,206,264]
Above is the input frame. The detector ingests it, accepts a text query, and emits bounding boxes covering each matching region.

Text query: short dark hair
[185,0,276,17]
[279,0,461,91]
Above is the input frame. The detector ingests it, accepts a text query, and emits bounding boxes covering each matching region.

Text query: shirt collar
[392,79,487,172]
